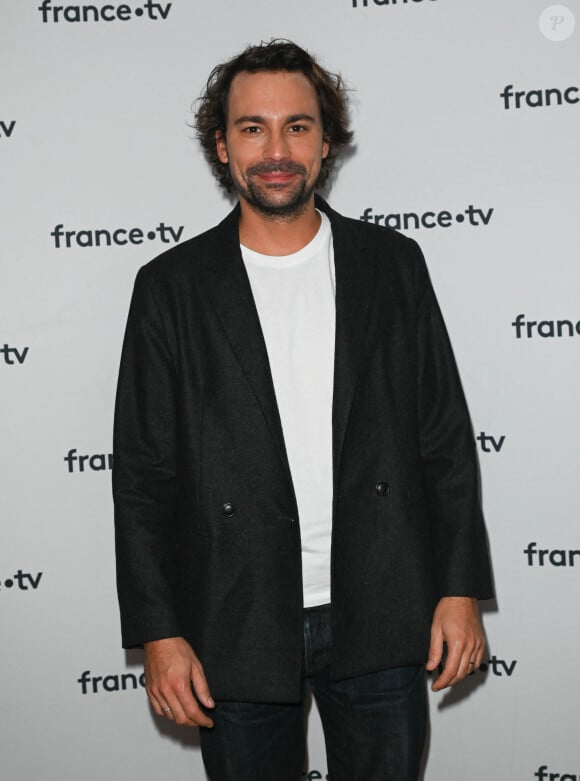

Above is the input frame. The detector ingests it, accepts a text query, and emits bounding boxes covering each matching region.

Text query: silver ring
[162,706,171,713]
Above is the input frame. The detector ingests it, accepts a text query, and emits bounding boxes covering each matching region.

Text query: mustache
[245,161,308,177]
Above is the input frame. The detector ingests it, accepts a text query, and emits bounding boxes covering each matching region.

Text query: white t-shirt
[241,212,335,608]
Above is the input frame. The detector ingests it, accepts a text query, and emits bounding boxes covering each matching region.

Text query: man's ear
[322,133,330,160]
[215,130,228,164]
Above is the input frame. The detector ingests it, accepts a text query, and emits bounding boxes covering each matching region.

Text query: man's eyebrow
[233,115,266,126]
[286,114,316,124]
[233,113,317,126]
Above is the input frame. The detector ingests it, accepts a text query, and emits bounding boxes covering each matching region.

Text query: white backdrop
[1,1,579,779]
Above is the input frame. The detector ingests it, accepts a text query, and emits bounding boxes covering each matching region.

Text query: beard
[232,160,316,220]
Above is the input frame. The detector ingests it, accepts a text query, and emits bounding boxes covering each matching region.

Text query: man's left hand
[426,596,485,691]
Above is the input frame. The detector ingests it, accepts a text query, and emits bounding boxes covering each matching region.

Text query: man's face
[216,70,330,219]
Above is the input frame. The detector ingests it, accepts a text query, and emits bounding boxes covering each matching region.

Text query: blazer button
[221,502,236,517]
[375,481,390,497]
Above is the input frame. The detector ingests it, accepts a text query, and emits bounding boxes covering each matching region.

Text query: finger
[148,675,213,727]
[171,689,214,728]
[168,679,214,728]
[161,693,196,726]
[159,703,175,721]
[432,641,463,691]
[453,647,477,685]
[191,662,215,709]
[467,652,479,676]
[472,639,485,671]
[149,693,175,721]
[463,631,485,677]
[147,679,193,725]
[145,686,171,719]
[425,626,444,672]
[181,698,214,729]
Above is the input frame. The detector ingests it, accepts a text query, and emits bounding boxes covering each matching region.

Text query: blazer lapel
[200,199,378,502]
[320,199,379,493]
[200,206,295,493]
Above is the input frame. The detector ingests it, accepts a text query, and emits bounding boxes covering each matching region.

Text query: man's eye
[289,125,306,132]
[243,126,261,134]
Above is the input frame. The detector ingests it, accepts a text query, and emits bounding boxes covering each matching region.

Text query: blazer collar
[316,196,378,492]
[201,204,295,494]
[201,196,378,498]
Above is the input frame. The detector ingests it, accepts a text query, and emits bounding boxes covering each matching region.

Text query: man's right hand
[144,636,215,727]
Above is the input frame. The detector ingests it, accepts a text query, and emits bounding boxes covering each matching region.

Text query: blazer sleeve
[112,266,182,647]
[413,244,494,599]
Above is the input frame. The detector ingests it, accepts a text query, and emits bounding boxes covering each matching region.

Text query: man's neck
[238,197,321,256]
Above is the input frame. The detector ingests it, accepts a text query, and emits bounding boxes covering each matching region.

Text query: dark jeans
[200,604,426,781]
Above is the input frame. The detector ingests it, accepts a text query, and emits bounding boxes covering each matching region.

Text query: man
[113,40,493,780]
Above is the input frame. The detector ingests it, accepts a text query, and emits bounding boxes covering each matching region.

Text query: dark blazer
[113,196,493,703]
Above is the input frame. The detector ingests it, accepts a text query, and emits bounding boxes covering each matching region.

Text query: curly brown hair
[195,40,353,193]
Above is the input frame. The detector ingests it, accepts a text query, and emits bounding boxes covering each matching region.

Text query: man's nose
[263,129,290,160]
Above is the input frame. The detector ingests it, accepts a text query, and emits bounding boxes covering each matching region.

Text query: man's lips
[258,172,296,183]
[246,162,307,184]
